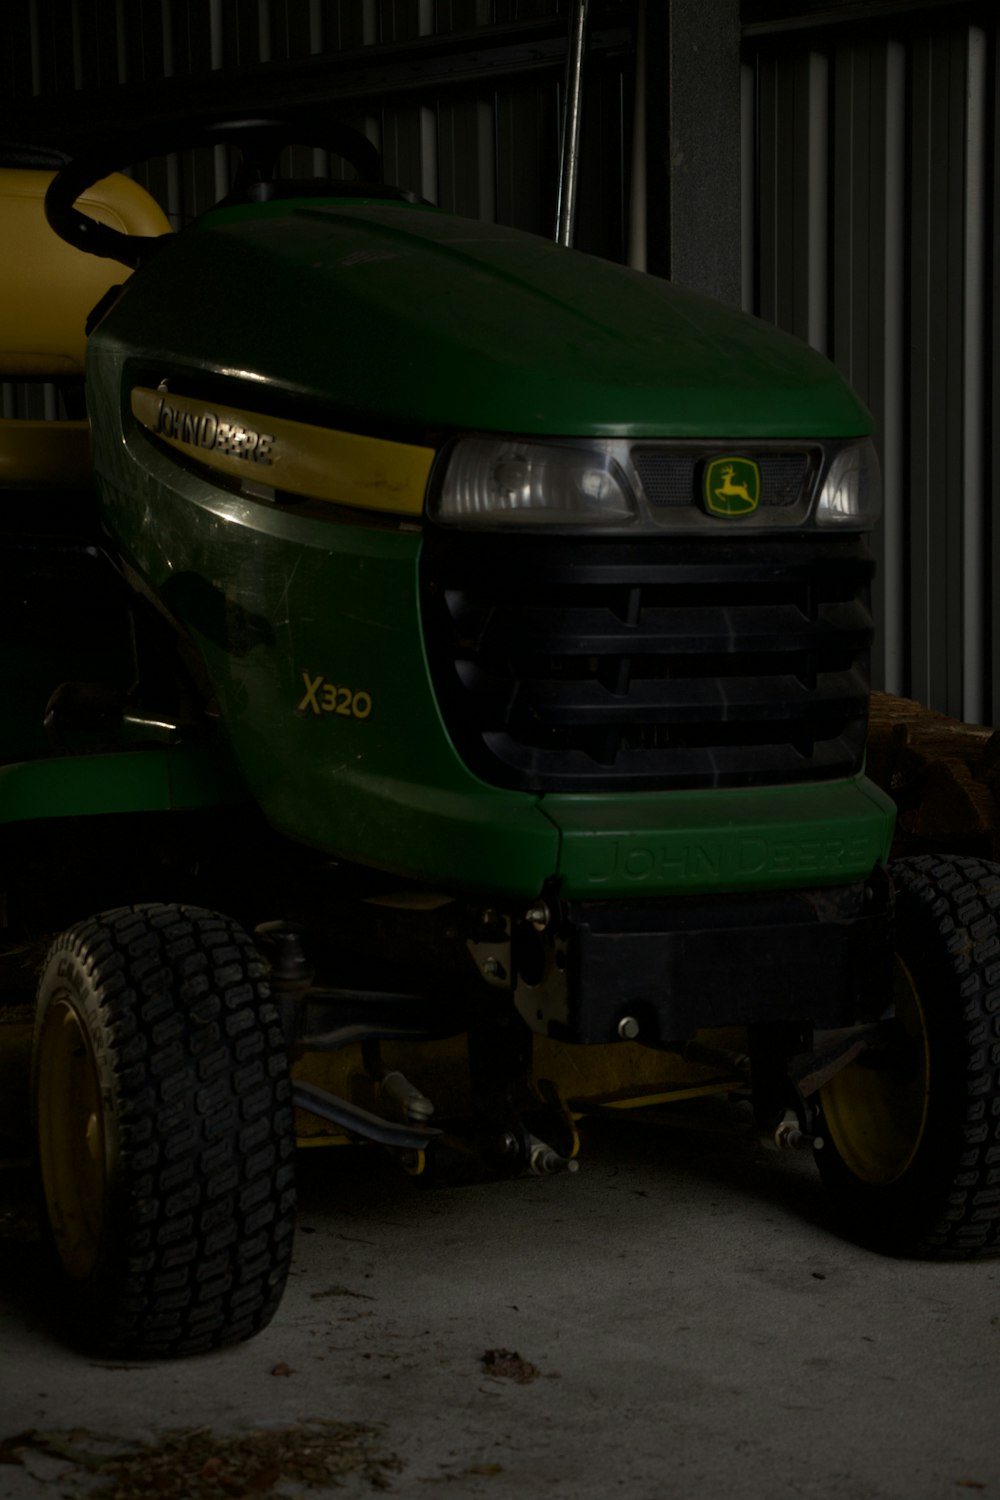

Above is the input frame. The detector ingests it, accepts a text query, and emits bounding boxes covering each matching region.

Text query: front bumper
[512,864,893,1043]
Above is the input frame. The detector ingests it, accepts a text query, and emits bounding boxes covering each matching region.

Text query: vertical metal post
[740,58,755,312]
[806,50,829,355]
[882,39,906,696]
[554,0,589,247]
[628,0,647,270]
[209,0,228,198]
[962,25,986,723]
[657,0,742,304]
[258,0,272,64]
[115,0,129,84]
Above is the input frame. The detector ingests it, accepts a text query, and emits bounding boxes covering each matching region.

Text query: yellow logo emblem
[704,457,761,518]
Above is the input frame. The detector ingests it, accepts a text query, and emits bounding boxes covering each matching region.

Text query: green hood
[105,197,869,441]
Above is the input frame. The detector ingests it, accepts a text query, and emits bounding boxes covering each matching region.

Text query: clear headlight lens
[432,437,636,527]
[814,439,882,528]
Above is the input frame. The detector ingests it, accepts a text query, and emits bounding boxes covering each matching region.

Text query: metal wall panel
[0,0,570,94]
[1,0,631,237]
[746,7,998,722]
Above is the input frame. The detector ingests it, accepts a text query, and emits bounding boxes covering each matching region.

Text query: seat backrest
[0,168,171,380]
[0,168,171,488]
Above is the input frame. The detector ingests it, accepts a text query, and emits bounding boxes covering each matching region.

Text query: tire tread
[36,902,296,1357]
[887,856,1000,1256]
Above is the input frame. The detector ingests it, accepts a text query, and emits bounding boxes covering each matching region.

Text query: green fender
[0,741,248,824]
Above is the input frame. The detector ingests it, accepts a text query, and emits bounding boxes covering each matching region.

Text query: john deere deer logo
[704,457,761,517]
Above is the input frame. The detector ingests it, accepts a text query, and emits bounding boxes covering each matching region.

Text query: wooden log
[866,692,1000,860]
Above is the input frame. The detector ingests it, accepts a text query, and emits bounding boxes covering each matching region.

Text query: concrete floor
[1,1102,998,1499]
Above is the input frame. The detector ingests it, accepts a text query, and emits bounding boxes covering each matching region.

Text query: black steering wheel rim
[44,114,385,270]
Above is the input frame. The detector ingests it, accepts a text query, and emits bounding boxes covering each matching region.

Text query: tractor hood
[102,198,869,440]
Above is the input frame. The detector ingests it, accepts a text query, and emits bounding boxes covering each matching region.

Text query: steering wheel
[44,114,385,270]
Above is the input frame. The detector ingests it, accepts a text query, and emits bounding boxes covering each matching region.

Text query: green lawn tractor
[3,116,999,1359]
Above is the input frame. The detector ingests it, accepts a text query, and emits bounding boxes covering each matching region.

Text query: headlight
[814,439,882,528]
[432,437,636,527]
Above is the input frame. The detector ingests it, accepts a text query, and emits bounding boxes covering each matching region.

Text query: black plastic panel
[420,530,875,792]
[561,870,893,1043]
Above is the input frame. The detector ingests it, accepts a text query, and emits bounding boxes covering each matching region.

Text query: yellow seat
[0,169,171,489]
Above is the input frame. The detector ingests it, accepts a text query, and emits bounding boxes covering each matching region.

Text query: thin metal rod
[555,0,589,246]
[628,0,647,270]
[962,25,986,723]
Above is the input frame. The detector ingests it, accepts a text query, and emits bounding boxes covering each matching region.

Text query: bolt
[529,1144,581,1176]
[773,1120,824,1152]
[618,1015,640,1041]
[526,902,550,932]
[482,957,504,979]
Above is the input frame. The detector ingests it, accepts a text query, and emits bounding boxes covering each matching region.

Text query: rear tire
[33,903,296,1356]
[817,856,1000,1258]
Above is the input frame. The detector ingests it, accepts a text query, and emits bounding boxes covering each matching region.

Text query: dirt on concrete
[1,1103,998,1500]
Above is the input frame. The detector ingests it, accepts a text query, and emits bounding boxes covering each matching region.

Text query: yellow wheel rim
[820,957,930,1186]
[36,998,107,1278]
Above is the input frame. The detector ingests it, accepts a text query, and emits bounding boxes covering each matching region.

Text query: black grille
[632,449,815,509]
[420,532,874,793]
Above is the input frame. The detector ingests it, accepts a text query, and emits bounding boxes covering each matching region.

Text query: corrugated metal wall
[745,5,998,723]
[1,1,632,250]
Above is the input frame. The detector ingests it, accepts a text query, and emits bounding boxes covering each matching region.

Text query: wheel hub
[36,998,107,1279]
[819,957,930,1187]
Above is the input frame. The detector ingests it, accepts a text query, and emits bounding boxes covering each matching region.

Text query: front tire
[33,903,296,1356]
[817,856,1000,1258]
